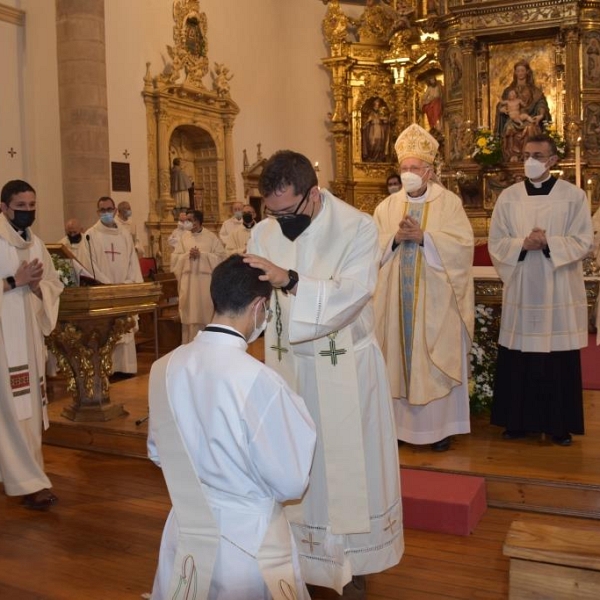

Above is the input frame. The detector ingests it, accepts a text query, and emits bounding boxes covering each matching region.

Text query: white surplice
[225,224,253,255]
[248,189,403,593]
[148,328,316,600]
[171,229,226,343]
[0,214,63,495]
[489,179,592,352]
[372,184,474,444]
[84,221,143,373]
[218,216,243,247]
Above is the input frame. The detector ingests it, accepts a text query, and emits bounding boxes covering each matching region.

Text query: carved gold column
[563,26,582,155]
[223,116,237,209]
[460,37,478,130]
[56,0,110,227]
[157,107,173,220]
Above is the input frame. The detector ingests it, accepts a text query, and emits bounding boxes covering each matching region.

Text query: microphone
[85,234,97,282]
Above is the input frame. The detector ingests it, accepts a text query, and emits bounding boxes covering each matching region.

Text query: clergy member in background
[171,209,226,343]
[148,254,316,600]
[58,218,94,276]
[245,151,402,599]
[225,204,257,254]
[488,133,593,446]
[386,172,402,195]
[0,179,63,510]
[373,124,474,452]
[218,201,244,247]
[116,201,144,257]
[168,210,193,271]
[85,196,143,376]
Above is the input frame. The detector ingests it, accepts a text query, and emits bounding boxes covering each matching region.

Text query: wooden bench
[504,519,600,599]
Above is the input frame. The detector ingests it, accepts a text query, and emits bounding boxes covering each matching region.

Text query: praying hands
[523,227,547,251]
[394,215,424,245]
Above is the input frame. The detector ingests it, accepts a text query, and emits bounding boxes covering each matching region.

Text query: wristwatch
[6,276,16,290]
[280,269,299,295]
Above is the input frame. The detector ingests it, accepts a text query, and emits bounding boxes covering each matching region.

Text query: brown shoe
[22,489,58,510]
[339,576,366,599]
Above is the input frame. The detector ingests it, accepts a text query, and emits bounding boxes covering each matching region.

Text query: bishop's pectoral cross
[105,243,121,262]
[319,331,347,366]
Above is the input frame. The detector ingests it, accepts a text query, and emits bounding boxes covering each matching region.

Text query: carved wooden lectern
[46,282,161,422]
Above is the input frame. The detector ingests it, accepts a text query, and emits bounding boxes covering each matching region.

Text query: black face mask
[68,233,82,244]
[277,214,311,241]
[242,212,254,225]
[11,209,36,230]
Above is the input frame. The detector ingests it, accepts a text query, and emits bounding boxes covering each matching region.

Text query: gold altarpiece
[143,0,239,269]
[321,0,600,237]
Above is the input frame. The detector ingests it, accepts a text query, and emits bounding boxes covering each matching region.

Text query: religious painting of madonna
[484,40,560,164]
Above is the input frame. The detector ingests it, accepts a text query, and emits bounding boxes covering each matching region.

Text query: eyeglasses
[264,189,310,220]
[98,207,115,214]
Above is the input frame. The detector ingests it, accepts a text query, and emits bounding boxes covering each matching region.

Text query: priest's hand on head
[243,254,289,288]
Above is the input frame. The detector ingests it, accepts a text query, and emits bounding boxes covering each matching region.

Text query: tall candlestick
[576,137,582,189]
[587,179,593,211]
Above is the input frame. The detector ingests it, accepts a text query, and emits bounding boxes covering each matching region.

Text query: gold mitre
[394,124,439,165]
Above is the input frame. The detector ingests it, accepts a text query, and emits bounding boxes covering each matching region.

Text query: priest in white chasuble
[488,133,593,446]
[84,196,143,375]
[245,151,403,598]
[148,256,316,600]
[0,180,63,510]
[373,124,474,453]
[171,209,226,343]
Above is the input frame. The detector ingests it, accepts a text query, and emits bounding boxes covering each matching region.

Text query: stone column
[56,0,110,227]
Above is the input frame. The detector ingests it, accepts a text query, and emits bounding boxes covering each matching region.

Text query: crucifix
[123,149,130,159]
[105,243,121,262]
[301,531,321,553]
[7,147,17,158]
[319,331,347,366]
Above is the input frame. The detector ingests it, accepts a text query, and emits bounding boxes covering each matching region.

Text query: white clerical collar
[528,173,552,188]
[406,188,428,203]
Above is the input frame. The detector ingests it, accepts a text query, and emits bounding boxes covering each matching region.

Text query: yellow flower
[482,148,491,154]
[477,138,486,148]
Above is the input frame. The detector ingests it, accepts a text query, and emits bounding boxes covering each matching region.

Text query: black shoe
[430,437,451,452]
[502,429,527,440]
[551,434,572,446]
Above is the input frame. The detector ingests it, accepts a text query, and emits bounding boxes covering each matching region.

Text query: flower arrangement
[471,127,503,167]
[51,254,78,288]
[543,123,566,159]
[469,303,498,415]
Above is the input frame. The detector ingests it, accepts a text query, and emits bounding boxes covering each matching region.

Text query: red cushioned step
[401,469,487,536]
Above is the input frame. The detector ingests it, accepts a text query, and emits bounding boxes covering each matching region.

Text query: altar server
[373,123,474,452]
[488,133,593,446]
[148,254,316,600]
[245,150,403,599]
[171,209,226,343]
[0,179,63,509]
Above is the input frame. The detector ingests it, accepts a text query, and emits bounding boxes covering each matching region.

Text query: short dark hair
[97,196,115,209]
[187,209,204,224]
[524,133,558,156]
[259,150,318,198]
[1,180,36,206]
[387,173,401,186]
[211,254,272,315]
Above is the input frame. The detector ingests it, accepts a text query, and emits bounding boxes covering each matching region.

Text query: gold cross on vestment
[384,516,397,534]
[270,338,288,361]
[301,531,321,553]
[319,331,347,366]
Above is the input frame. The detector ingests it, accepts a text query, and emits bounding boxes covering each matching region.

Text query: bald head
[232,202,244,215]
[65,218,83,237]
[117,201,132,220]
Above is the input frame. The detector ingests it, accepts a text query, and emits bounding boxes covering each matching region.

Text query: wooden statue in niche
[361,97,392,162]
[494,60,550,162]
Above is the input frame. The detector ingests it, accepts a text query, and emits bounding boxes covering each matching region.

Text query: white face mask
[400,171,426,194]
[524,157,548,180]
[234,210,243,220]
[387,183,401,194]
[247,300,268,344]
[182,221,193,231]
